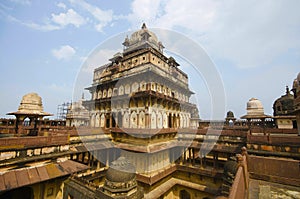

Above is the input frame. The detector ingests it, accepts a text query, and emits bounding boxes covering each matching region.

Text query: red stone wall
[248,155,300,186]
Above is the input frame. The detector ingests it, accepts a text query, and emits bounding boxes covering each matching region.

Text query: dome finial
[286,85,289,95]
[141,22,147,29]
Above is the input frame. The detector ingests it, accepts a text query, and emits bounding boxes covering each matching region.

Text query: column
[188,148,192,164]
[213,152,217,169]
[183,149,186,164]
[106,150,110,167]
[200,152,203,168]
[109,113,113,128]
[96,160,100,170]
[192,148,195,166]
[145,114,149,129]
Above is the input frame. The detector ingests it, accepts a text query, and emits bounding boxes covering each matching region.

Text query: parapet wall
[0,135,69,149]
[248,155,300,187]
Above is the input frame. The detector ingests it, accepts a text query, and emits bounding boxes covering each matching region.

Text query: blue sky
[0,0,299,119]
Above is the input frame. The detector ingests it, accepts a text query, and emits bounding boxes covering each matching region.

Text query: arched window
[157,112,162,128]
[103,89,107,98]
[123,112,129,128]
[100,114,105,127]
[90,114,96,127]
[163,113,168,128]
[95,114,100,127]
[108,88,112,97]
[130,111,137,128]
[119,85,124,95]
[125,84,130,94]
[132,82,139,92]
[98,90,102,99]
[139,111,145,128]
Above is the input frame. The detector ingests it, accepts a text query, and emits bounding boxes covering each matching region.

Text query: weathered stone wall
[248,155,300,186]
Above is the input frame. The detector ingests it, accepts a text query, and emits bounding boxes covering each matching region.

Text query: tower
[83,23,200,174]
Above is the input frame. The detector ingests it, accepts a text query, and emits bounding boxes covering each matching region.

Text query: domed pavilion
[241,98,271,127]
[7,93,52,135]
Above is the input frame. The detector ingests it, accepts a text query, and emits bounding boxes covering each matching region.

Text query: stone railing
[0,135,69,149]
[217,147,249,199]
[227,148,249,199]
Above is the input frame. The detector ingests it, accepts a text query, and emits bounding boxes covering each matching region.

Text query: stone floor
[249,179,300,199]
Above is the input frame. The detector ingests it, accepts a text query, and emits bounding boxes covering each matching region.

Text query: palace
[0,24,299,199]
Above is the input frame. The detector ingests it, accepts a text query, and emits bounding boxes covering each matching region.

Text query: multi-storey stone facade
[83,24,200,174]
[84,23,199,131]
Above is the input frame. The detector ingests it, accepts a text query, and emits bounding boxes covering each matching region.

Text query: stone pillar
[192,148,195,166]
[137,113,139,128]
[81,153,85,163]
[96,160,100,170]
[188,148,192,164]
[109,113,113,128]
[213,152,218,169]
[106,150,110,167]
[15,116,20,135]
[183,149,186,164]
[172,149,175,163]
[297,115,300,136]
[200,155,203,168]
[88,153,92,167]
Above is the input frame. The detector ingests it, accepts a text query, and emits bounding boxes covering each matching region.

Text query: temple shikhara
[0,24,300,199]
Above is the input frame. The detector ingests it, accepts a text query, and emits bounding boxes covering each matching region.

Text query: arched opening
[106,114,110,128]
[111,112,116,128]
[130,111,137,128]
[168,113,172,128]
[0,187,34,199]
[95,114,100,127]
[23,117,30,126]
[179,189,191,199]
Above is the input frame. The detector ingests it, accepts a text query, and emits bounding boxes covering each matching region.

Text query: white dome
[18,93,44,113]
[123,23,163,53]
[246,98,264,116]
[129,27,158,46]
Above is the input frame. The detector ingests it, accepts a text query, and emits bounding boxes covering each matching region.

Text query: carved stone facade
[83,24,200,173]
[84,23,199,131]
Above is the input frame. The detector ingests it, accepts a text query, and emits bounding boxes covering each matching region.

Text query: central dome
[130,23,159,45]
[123,23,163,53]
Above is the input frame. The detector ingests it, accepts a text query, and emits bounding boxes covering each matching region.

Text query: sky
[0,0,299,120]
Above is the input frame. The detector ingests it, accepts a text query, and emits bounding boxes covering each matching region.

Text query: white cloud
[52,45,76,60]
[127,0,300,69]
[69,0,113,32]
[51,9,86,28]
[128,0,218,31]
[210,1,300,68]
[6,8,86,31]
[7,15,61,31]
[56,2,66,10]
